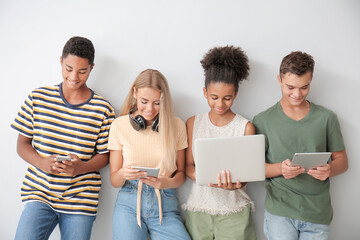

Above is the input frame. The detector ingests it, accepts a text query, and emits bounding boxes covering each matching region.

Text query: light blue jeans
[15,201,96,240]
[113,180,190,240]
[264,210,330,240]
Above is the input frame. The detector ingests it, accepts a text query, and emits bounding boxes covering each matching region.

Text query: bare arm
[308,150,348,180]
[265,162,283,178]
[265,160,305,179]
[329,150,348,177]
[17,133,108,176]
[185,116,196,181]
[109,149,147,188]
[172,149,187,187]
[266,150,348,181]
[244,121,256,136]
[109,150,126,188]
[55,152,109,176]
[141,149,187,189]
[80,153,109,172]
[16,134,59,174]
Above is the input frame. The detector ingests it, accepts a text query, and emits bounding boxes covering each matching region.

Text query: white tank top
[182,112,254,215]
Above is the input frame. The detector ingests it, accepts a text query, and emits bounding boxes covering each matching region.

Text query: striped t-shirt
[11,83,115,216]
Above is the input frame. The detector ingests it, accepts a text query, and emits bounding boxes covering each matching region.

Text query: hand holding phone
[131,166,160,178]
[55,156,72,162]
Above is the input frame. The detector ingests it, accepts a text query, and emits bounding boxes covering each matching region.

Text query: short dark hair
[201,45,249,93]
[62,36,95,65]
[280,51,314,77]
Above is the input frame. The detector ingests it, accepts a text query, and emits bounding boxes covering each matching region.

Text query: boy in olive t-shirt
[253,51,348,240]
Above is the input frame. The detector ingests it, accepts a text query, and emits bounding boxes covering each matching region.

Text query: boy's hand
[52,154,84,176]
[307,164,331,181]
[281,159,305,179]
[43,155,61,174]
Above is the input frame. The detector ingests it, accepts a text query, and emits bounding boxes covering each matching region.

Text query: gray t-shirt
[253,101,345,224]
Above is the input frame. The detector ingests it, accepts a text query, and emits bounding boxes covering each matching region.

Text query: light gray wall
[1,1,359,239]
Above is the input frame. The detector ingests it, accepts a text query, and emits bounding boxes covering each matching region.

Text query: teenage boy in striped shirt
[11,36,115,240]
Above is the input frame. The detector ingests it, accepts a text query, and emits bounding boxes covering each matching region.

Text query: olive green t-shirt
[253,102,345,224]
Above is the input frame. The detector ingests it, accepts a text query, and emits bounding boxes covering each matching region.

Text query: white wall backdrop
[1,1,359,239]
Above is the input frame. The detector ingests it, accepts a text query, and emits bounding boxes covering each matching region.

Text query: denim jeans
[15,201,96,240]
[264,210,330,240]
[113,180,190,240]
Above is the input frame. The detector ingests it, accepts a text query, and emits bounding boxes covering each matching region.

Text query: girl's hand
[140,176,171,189]
[122,165,148,180]
[208,170,246,190]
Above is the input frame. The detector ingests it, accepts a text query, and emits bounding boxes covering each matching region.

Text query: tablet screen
[291,152,331,171]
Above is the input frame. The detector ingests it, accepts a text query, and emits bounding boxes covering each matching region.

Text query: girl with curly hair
[182,46,257,240]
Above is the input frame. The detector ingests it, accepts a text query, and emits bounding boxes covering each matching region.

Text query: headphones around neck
[129,108,159,132]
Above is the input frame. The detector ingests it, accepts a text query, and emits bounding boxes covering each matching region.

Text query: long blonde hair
[121,69,177,170]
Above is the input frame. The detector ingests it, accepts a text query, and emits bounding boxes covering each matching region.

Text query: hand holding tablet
[194,135,266,185]
[290,152,331,171]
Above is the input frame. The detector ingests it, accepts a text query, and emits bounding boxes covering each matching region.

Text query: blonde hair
[121,69,177,171]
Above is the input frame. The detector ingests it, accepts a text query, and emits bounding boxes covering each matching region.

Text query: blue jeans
[113,180,190,240]
[15,201,96,240]
[264,210,330,240]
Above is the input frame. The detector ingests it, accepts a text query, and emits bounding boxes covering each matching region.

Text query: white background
[1,1,359,239]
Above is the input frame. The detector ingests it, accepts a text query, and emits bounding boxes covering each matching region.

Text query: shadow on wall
[89,55,137,116]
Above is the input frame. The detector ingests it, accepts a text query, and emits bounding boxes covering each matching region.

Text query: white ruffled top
[182,112,254,215]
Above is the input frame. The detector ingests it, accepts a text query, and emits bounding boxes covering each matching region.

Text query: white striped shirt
[11,84,115,215]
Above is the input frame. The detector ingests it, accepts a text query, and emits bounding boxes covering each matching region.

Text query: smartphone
[131,166,160,178]
[56,156,72,162]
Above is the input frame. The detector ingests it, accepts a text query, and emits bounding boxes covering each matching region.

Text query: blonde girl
[108,69,190,240]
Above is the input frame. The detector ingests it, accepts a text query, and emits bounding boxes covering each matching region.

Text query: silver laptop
[194,135,265,185]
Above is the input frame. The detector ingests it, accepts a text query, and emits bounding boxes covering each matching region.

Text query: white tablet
[194,135,265,185]
[290,152,331,171]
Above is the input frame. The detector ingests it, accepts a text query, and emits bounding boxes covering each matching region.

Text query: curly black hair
[62,36,95,65]
[201,45,249,92]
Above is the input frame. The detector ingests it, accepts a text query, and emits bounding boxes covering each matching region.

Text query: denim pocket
[161,188,177,199]
[119,182,136,194]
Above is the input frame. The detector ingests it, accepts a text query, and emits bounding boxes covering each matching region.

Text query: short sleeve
[326,112,345,152]
[11,92,34,138]
[175,117,188,150]
[96,106,115,154]
[108,118,123,151]
[253,114,269,152]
